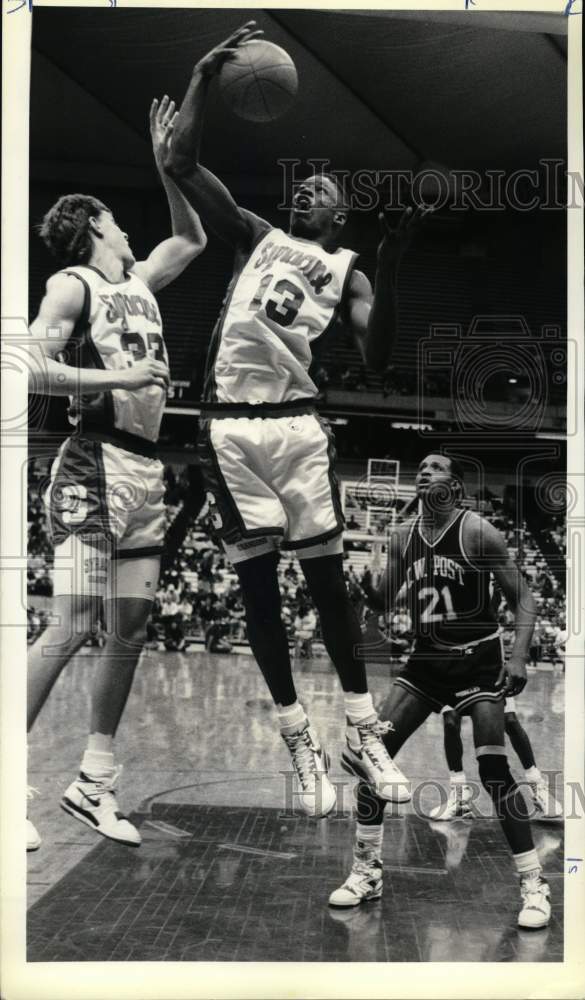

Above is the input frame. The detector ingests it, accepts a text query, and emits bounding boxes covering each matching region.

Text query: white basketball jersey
[205,228,357,405]
[62,265,168,442]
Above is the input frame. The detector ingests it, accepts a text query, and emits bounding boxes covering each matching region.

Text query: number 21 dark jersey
[402,509,499,648]
[61,264,168,443]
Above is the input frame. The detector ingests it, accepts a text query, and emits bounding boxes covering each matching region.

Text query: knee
[504,712,519,736]
[477,750,514,804]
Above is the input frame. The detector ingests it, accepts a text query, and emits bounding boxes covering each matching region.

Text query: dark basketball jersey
[402,509,499,648]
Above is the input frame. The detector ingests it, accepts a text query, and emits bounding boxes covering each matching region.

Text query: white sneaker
[27,786,41,852]
[518,873,551,929]
[27,819,42,852]
[341,719,411,802]
[281,722,337,818]
[60,766,141,846]
[530,780,563,819]
[428,783,473,821]
[329,850,383,908]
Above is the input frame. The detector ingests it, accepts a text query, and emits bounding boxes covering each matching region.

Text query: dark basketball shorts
[394,634,505,715]
[44,434,165,600]
[198,407,345,564]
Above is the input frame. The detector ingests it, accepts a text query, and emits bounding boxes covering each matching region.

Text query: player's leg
[61,552,159,847]
[470,698,551,928]
[27,593,100,731]
[200,416,337,817]
[231,547,336,818]
[299,545,411,802]
[27,527,106,851]
[504,700,562,819]
[329,683,432,907]
[428,708,473,821]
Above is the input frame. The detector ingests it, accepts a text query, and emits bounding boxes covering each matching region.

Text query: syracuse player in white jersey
[26,97,207,850]
[165,23,430,817]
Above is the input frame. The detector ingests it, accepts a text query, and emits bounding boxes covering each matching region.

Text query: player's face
[290,176,345,241]
[97,211,136,268]
[416,455,457,505]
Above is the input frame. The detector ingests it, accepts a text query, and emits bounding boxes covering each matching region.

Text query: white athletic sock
[344,692,376,725]
[525,766,543,783]
[513,848,542,879]
[277,702,308,735]
[355,822,383,859]
[81,749,115,780]
[87,733,114,754]
[450,771,468,785]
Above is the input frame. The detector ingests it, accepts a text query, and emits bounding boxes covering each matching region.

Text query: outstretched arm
[466,516,536,696]
[346,206,432,371]
[164,22,269,250]
[132,96,207,293]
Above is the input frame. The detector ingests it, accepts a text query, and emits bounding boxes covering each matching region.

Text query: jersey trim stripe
[311,249,359,349]
[203,270,241,405]
[64,270,116,429]
[458,509,478,570]
[418,508,465,548]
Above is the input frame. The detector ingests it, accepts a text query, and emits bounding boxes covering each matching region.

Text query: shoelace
[283,730,320,790]
[357,722,395,771]
[521,876,548,909]
[79,764,122,797]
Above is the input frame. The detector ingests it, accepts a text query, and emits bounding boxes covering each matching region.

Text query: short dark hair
[303,172,349,212]
[39,194,109,266]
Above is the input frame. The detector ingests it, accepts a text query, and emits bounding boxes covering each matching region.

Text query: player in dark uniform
[330,453,552,930]
[26,97,207,850]
[165,22,430,817]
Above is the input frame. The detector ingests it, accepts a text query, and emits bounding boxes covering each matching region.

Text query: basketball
[219,40,298,123]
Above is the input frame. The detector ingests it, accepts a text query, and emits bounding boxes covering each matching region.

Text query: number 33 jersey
[204,228,357,405]
[61,265,168,443]
[402,510,499,648]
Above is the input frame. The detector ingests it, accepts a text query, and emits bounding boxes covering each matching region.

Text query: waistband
[200,398,317,420]
[79,425,158,459]
[414,631,501,654]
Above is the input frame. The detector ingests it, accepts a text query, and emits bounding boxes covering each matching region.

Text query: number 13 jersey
[402,509,499,648]
[61,265,168,443]
[204,227,357,405]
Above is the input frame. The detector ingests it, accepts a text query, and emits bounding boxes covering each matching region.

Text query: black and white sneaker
[60,767,141,846]
[281,722,337,818]
[329,849,383,907]
[341,719,411,802]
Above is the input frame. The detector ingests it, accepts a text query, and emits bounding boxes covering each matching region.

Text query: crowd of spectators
[27,458,567,665]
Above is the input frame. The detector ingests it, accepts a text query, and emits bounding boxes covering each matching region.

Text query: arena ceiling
[30,7,567,192]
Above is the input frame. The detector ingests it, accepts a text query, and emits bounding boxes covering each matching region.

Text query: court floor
[27,649,565,962]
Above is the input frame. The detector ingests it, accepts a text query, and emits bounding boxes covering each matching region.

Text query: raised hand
[377,205,433,268]
[150,95,178,170]
[195,21,264,78]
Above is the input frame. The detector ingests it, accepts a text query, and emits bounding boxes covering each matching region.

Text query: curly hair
[38,194,110,266]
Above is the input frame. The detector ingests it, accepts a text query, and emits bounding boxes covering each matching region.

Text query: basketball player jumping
[165,22,430,817]
[330,454,552,929]
[26,97,207,850]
